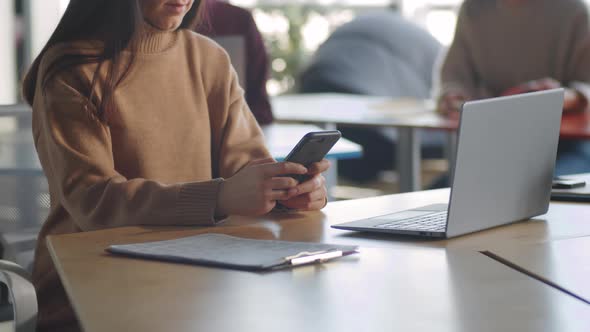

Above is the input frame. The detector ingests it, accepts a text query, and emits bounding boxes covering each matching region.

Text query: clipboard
[107,233,359,271]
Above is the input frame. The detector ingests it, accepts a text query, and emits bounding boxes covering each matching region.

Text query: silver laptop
[332,89,564,238]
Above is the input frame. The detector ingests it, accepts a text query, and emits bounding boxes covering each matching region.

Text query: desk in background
[272,94,452,192]
[47,189,590,332]
[272,93,590,192]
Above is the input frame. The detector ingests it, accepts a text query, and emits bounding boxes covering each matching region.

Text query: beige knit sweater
[437,0,590,99]
[31,27,269,331]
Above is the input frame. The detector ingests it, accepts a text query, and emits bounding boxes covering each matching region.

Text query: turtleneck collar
[134,21,179,54]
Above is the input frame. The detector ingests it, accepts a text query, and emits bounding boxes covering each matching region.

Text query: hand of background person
[502,78,587,113]
[501,77,561,96]
[216,158,307,216]
[563,88,588,113]
[278,159,330,211]
[436,91,468,116]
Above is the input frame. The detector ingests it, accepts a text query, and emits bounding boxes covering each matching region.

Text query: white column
[24,0,63,69]
[0,0,16,104]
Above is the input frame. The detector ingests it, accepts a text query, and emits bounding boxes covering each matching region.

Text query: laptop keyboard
[374,211,447,232]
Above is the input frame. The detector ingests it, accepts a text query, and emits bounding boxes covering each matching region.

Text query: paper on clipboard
[107,233,359,271]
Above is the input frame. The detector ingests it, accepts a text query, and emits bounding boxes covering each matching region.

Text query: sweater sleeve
[437,4,481,99]
[36,76,225,231]
[212,59,272,179]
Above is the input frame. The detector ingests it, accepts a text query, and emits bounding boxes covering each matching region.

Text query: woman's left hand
[278,159,330,211]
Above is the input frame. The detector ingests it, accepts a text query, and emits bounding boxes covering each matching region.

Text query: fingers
[279,186,328,210]
[525,78,561,92]
[446,96,465,112]
[273,174,327,210]
[264,177,301,201]
[437,101,454,115]
[268,176,299,190]
[268,189,293,201]
[305,197,328,211]
[563,90,586,113]
[260,162,307,177]
[538,78,561,89]
[307,159,330,175]
[291,174,325,196]
[437,93,465,115]
[564,88,579,102]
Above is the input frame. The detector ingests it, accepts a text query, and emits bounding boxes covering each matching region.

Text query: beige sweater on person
[31,27,269,331]
[437,0,590,99]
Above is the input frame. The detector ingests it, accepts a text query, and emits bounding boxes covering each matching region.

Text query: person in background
[435,0,590,175]
[195,0,273,124]
[23,1,328,331]
[300,11,443,182]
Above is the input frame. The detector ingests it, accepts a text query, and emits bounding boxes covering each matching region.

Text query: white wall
[0,0,16,104]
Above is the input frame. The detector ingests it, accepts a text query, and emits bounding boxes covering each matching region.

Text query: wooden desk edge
[46,236,90,328]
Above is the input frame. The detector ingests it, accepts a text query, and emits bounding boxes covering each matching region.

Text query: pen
[285,250,344,266]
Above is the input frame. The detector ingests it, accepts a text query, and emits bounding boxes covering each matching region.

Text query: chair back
[213,35,247,89]
[0,260,37,332]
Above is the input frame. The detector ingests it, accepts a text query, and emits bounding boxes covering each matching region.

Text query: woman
[23,1,329,331]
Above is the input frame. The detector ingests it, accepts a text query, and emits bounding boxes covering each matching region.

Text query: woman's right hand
[216,158,308,217]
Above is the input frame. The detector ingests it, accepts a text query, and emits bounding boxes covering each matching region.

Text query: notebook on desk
[551,173,590,202]
[107,233,359,271]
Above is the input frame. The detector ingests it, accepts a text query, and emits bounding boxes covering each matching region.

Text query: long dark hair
[23,0,204,120]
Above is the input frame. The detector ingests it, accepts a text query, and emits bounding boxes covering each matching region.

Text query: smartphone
[284,131,341,182]
[552,179,586,189]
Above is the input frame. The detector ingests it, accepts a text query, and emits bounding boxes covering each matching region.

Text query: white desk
[271,93,452,192]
